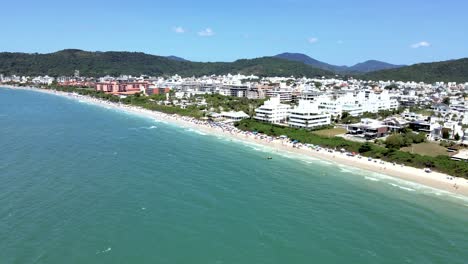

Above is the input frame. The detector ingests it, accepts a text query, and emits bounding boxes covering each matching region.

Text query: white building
[220,111,249,121]
[31,75,55,85]
[266,88,293,102]
[288,100,331,129]
[401,110,423,121]
[254,96,291,124]
[311,90,399,117]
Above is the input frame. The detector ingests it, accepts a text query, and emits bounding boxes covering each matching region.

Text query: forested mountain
[348,60,404,73]
[0,49,332,78]
[363,58,468,83]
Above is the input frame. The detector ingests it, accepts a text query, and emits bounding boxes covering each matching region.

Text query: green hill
[363,58,468,83]
[0,49,332,78]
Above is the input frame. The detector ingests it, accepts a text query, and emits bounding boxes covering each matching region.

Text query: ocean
[1,87,467,263]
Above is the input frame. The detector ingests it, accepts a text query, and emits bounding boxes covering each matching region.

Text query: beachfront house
[254,96,291,124]
[288,100,331,129]
[347,118,389,139]
[382,117,408,133]
[409,120,443,140]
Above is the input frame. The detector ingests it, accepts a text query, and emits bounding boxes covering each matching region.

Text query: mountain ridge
[363,58,468,83]
[274,52,404,73]
[0,49,333,78]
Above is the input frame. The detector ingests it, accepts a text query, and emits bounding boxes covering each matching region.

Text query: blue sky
[2,0,467,65]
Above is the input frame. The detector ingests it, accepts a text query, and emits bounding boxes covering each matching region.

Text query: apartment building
[288,100,331,129]
[254,96,291,124]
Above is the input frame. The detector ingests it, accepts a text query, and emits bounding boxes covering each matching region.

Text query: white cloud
[172,26,186,33]
[308,37,318,44]
[411,41,431,48]
[198,28,214,37]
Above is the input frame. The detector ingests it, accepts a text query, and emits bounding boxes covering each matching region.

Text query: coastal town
[3,72,468,182]
[3,0,468,262]
[2,72,468,145]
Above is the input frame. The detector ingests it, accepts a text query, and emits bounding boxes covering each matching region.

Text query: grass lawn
[312,127,347,137]
[400,142,449,157]
[413,108,434,116]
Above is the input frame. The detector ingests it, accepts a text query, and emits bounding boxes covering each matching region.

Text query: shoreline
[3,85,468,198]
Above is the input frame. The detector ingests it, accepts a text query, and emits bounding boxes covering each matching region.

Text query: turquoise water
[1,87,468,264]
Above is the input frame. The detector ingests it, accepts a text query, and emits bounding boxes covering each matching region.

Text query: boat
[424,168,432,173]
[266,157,273,160]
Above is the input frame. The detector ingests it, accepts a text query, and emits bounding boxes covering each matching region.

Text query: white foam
[340,168,354,173]
[448,195,468,202]
[389,183,415,192]
[365,176,380,182]
[184,128,207,136]
[129,126,158,131]
[153,119,168,124]
[96,247,112,254]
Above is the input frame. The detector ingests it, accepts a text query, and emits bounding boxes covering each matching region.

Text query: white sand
[5,86,468,197]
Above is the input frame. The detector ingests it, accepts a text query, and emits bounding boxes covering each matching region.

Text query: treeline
[0,49,333,78]
[203,94,266,116]
[234,119,468,178]
[384,129,426,149]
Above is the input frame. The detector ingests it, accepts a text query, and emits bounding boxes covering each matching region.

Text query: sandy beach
[4,85,468,197]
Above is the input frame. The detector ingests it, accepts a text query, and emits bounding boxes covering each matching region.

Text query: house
[383,117,408,133]
[401,111,423,121]
[409,120,442,140]
[347,118,389,139]
[432,103,450,116]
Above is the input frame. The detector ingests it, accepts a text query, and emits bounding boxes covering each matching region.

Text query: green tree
[442,97,450,105]
[385,134,405,149]
[341,111,350,120]
[384,83,398,90]
[442,128,451,139]
[359,142,373,153]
